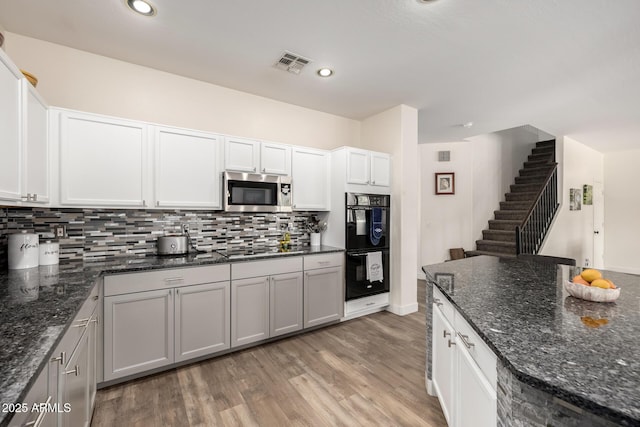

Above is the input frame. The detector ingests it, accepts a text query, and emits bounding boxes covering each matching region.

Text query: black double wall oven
[345,193,390,301]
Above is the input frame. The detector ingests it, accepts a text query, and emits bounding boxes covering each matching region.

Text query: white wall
[540,137,603,265]
[361,105,419,316]
[419,141,474,267]
[603,149,640,273]
[5,32,360,150]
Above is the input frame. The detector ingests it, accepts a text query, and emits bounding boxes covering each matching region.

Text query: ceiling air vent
[274,51,312,75]
[438,151,451,162]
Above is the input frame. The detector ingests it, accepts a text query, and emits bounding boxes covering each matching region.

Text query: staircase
[467,140,556,258]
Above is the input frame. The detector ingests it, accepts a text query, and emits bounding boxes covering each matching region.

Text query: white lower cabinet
[432,287,497,427]
[175,281,231,362]
[231,257,304,348]
[303,253,344,328]
[269,273,303,337]
[8,365,55,427]
[103,265,231,381]
[104,289,174,381]
[231,276,270,347]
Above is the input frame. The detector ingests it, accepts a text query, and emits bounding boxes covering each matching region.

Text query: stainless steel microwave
[223,172,293,212]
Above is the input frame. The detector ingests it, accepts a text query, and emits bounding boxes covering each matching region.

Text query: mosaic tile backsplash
[0,207,320,266]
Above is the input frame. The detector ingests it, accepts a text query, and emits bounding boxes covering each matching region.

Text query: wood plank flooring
[92,281,446,426]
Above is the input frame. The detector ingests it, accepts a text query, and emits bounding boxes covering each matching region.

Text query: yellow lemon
[604,279,617,289]
[581,269,602,283]
[591,279,611,289]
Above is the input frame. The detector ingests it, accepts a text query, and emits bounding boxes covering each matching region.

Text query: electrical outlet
[55,226,66,238]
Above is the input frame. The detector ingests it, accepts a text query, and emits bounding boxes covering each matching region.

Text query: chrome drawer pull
[458,333,475,349]
[64,365,79,376]
[51,351,66,365]
[443,330,451,338]
[164,277,184,284]
[433,298,443,307]
[448,339,456,348]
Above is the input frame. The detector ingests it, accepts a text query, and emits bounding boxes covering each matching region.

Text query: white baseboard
[386,302,418,316]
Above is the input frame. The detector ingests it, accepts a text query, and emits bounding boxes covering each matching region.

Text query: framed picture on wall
[435,172,455,195]
[570,188,582,211]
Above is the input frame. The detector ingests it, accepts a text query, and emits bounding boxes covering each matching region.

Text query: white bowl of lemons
[565,269,620,302]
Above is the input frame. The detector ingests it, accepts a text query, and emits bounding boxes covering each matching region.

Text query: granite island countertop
[422,256,640,426]
[0,245,344,426]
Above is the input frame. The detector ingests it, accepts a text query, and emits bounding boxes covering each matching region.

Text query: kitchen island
[422,256,640,427]
[0,245,344,427]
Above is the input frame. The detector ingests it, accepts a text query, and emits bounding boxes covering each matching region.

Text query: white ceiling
[1,0,639,152]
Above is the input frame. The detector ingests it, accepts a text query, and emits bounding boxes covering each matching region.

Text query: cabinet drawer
[303,252,343,270]
[454,314,497,390]
[433,287,454,323]
[231,257,302,280]
[105,264,230,296]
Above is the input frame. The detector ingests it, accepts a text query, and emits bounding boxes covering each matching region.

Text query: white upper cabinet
[346,148,370,185]
[224,136,260,173]
[22,81,49,204]
[225,137,291,176]
[59,110,149,207]
[346,147,391,188]
[0,50,23,202]
[154,126,223,209]
[292,147,330,211]
[260,141,291,175]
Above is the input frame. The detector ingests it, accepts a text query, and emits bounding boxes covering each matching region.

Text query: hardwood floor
[92,282,446,426]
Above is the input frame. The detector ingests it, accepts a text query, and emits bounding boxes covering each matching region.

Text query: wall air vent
[438,151,451,162]
[274,51,312,75]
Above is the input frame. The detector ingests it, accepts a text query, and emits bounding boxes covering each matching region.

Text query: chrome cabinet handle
[253,167,257,172]
[433,298,443,307]
[64,365,79,376]
[72,318,90,328]
[51,351,66,365]
[262,168,266,173]
[448,339,456,348]
[92,295,99,301]
[156,201,160,207]
[372,180,375,185]
[142,200,147,207]
[164,277,184,284]
[443,330,451,338]
[458,333,475,349]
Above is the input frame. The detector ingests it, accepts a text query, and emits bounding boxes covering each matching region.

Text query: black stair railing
[516,163,559,255]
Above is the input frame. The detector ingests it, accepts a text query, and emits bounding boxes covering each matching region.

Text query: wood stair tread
[475,239,516,247]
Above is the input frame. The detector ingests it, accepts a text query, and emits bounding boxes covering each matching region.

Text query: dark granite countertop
[0,245,343,426]
[422,256,640,426]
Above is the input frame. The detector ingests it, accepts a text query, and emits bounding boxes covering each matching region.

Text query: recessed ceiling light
[127,0,156,16]
[462,122,474,128]
[317,68,334,78]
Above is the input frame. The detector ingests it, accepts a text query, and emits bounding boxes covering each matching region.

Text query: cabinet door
[346,148,370,185]
[231,276,269,347]
[270,272,303,337]
[155,127,222,208]
[432,306,455,426]
[104,289,174,381]
[175,281,231,362]
[86,307,98,421]
[59,331,90,427]
[8,364,53,427]
[370,152,391,187]
[0,51,23,202]
[304,266,343,328]
[456,339,497,427]
[59,111,148,207]
[22,81,49,203]
[225,136,260,173]
[292,147,329,210]
[260,142,291,175]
